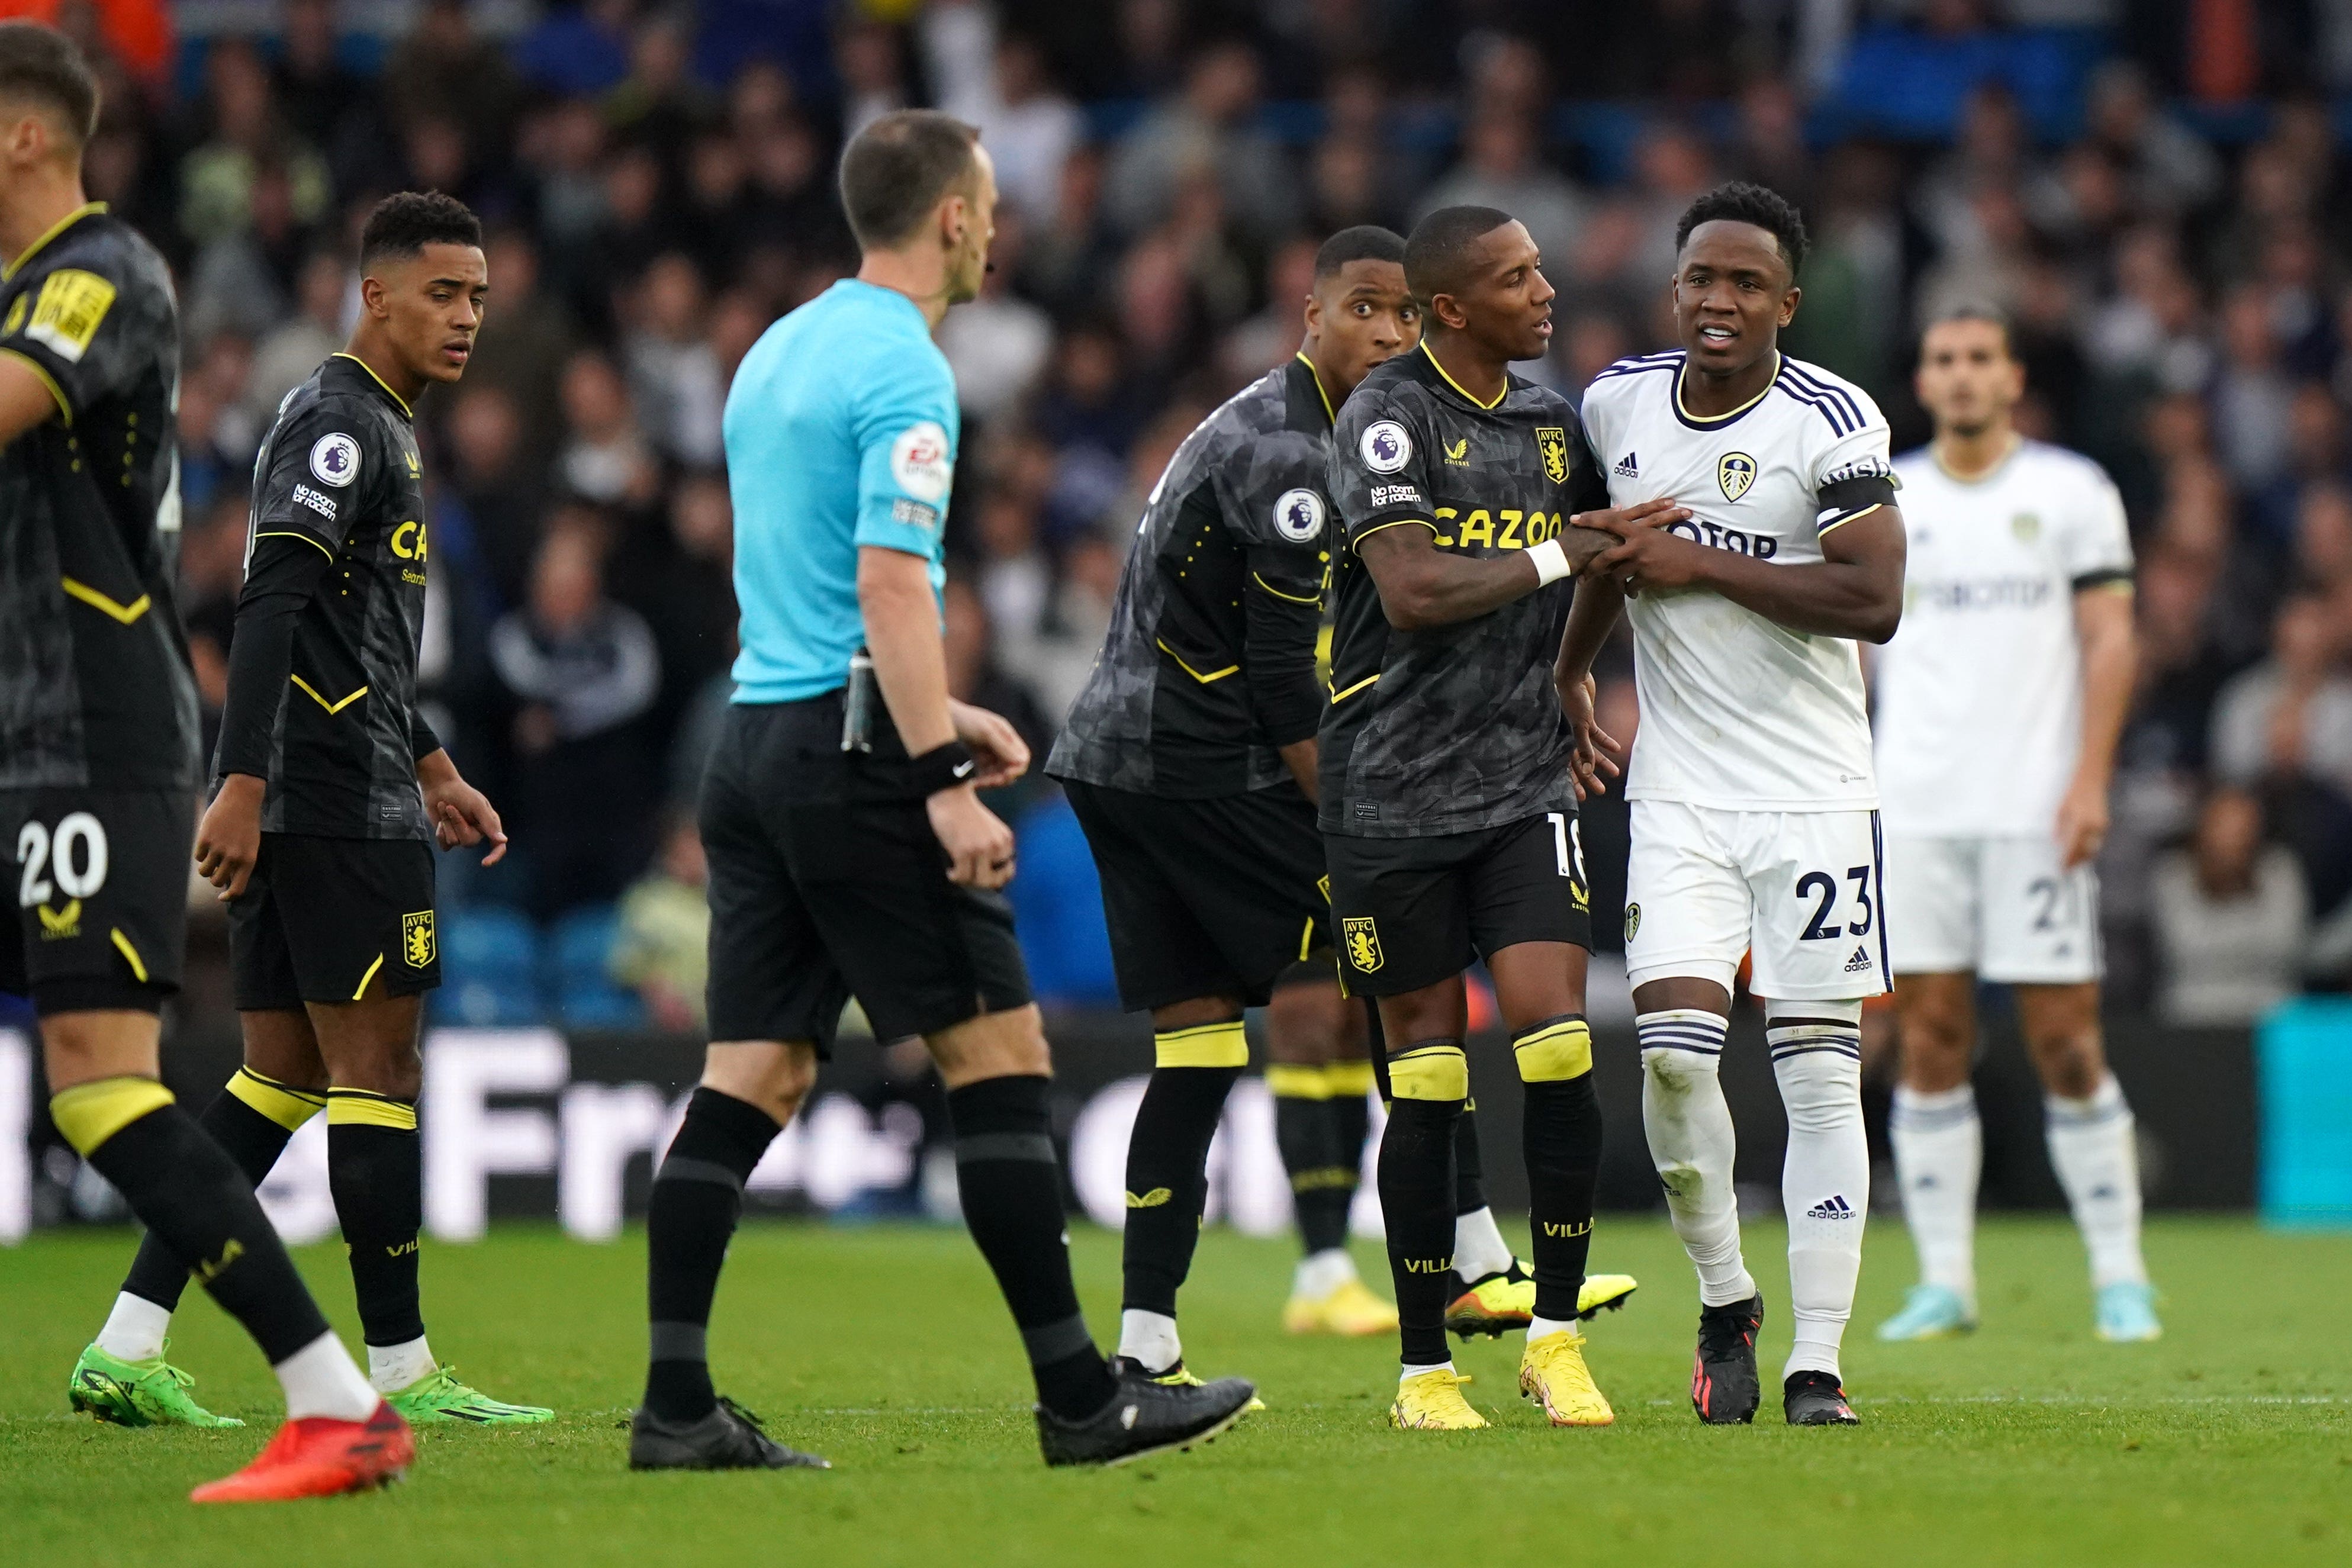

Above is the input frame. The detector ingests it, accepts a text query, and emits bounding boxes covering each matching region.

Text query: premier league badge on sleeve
[1360,420,1412,474]
[310,432,362,487]
[1272,488,1327,543]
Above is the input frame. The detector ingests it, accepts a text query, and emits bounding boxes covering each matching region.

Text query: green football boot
[69,1341,245,1428]
[382,1364,554,1425]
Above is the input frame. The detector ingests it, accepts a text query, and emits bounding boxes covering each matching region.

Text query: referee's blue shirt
[723,279,958,704]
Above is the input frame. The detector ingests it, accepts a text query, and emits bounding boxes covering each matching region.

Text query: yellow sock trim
[1266,1063,1333,1100]
[1386,1042,1468,1102]
[227,1067,327,1132]
[1513,1018,1594,1083]
[326,1089,419,1131]
[1325,1060,1376,1097]
[50,1076,175,1155]
[1154,1020,1249,1069]
[1290,1165,1357,1193]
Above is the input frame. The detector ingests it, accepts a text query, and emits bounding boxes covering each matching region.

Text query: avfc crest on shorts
[1535,427,1569,485]
[402,910,436,968]
[1342,916,1382,973]
[1718,453,1757,502]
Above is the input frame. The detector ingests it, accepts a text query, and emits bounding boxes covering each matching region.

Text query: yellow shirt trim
[1252,571,1321,606]
[59,577,150,624]
[1815,502,1883,538]
[1,347,72,426]
[2,202,106,282]
[1295,351,1338,426]
[1156,640,1240,683]
[1675,352,1780,425]
[1328,672,1380,702]
[1421,341,1505,410]
[254,530,337,560]
[332,352,414,418]
[291,674,369,713]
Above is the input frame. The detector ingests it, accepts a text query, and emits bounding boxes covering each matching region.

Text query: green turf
[3,1215,2348,1565]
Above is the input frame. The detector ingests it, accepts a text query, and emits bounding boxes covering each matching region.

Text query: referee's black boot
[1035,1363,1258,1467]
[629,1396,830,1471]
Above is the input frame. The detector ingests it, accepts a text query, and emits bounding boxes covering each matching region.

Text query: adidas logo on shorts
[1806,1195,1857,1221]
[1843,945,1872,973]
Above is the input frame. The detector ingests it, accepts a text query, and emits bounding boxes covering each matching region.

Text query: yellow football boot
[1283,1277,1400,1337]
[1579,1273,1639,1319]
[1389,1366,1488,1430]
[1519,1328,1614,1427]
[1447,1261,1640,1338]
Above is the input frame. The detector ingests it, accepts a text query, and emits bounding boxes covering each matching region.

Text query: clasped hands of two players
[928,699,1029,891]
[1552,496,1695,803]
[194,754,508,900]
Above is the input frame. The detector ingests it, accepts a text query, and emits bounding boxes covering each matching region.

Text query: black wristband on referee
[908,740,979,796]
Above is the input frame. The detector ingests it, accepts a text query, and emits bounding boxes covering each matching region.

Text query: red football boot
[189,1400,414,1503]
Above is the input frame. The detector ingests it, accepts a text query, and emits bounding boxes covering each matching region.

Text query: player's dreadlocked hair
[1314,225,1405,279]
[359,191,483,268]
[1674,181,1810,278]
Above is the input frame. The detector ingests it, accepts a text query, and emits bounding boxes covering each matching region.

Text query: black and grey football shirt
[1047,355,1331,797]
[214,354,434,839]
[1320,342,1611,838]
[0,204,198,791]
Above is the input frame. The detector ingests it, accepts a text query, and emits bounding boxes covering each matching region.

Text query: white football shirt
[1579,350,1893,812]
[1874,438,2134,836]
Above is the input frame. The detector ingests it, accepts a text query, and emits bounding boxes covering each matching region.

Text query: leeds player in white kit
[1872,308,2158,1345]
[1561,184,1906,1427]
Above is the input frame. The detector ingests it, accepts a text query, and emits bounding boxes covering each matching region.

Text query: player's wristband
[908,740,979,796]
[1524,537,1572,587]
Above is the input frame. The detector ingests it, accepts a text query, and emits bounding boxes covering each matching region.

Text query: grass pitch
[2,1215,2348,1566]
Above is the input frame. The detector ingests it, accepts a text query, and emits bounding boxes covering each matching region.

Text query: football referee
[628,110,1256,1473]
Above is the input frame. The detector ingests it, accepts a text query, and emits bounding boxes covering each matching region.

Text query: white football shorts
[1623,800,1890,1003]
[1882,834,2100,984]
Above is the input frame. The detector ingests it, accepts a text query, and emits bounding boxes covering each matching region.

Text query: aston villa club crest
[1342,916,1383,973]
[402,910,436,968]
[1718,452,1757,501]
[1535,427,1569,484]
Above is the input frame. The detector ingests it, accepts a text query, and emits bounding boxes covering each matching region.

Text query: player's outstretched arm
[1592,503,1907,643]
[1357,501,1678,631]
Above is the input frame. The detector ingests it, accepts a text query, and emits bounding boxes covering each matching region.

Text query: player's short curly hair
[1674,181,1810,278]
[359,191,483,269]
[0,21,99,146]
[1314,225,1405,279]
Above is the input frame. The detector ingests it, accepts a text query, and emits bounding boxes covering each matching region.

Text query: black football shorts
[1323,809,1592,997]
[701,697,1031,1054]
[1063,778,1331,1012]
[1,788,192,1015]
[229,833,440,1009]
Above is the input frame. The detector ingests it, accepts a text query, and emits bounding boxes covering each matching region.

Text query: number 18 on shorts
[1623,800,1890,1002]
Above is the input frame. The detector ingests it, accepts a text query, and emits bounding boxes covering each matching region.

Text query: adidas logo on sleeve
[1804,1195,1858,1221]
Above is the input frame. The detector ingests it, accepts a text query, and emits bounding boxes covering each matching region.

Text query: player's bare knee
[240,1008,329,1093]
[703,1040,818,1123]
[928,1003,1051,1087]
[1265,980,1344,1065]
[37,1009,160,1090]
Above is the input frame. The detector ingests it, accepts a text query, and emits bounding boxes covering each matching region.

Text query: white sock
[2045,1076,2148,1290]
[1637,1011,1756,1306]
[366,1334,437,1395]
[1400,1360,1454,1382]
[1527,1315,1579,1343]
[1770,1020,1870,1382]
[1117,1309,1182,1373]
[275,1331,381,1421]
[95,1292,172,1363]
[1294,1247,1357,1300]
[1890,1083,1981,1307]
[1451,1206,1514,1282]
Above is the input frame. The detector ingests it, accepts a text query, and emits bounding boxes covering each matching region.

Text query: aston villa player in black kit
[1323,207,1689,1431]
[0,20,413,1501]
[66,192,551,1431]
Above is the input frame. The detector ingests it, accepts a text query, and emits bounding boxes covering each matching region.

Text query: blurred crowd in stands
[27,0,2352,1031]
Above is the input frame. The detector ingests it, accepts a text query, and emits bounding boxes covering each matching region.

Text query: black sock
[948,1074,1116,1419]
[55,1084,330,1363]
[644,1086,781,1422]
[1453,1103,1488,1217]
[1378,1039,1468,1367]
[121,1070,313,1312]
[1120,1064,1240,1319]
[1271,1066,1352,1259]
[1329,1065,1372,1183]
[326,1090,424,1351]
[1516,1015,1603,1324]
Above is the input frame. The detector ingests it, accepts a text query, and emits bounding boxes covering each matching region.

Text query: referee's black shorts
[701,696,1031,1054]
[1061,777,1330,1012]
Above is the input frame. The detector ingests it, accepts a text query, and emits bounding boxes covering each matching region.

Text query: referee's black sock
[326,1090,426,1351]
[644,1087,781,1423]
[54,1078,332,1364]
[948,1074,1118,1420]
[121,1068,321,1312]
[1378,1041,1468,1367]
[1122,1019,1246,1319]
[1515,1015,1603,1324]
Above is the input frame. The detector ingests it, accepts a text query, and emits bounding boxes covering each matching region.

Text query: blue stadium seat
[432,906,542,1025]
[544,904,649,1031]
